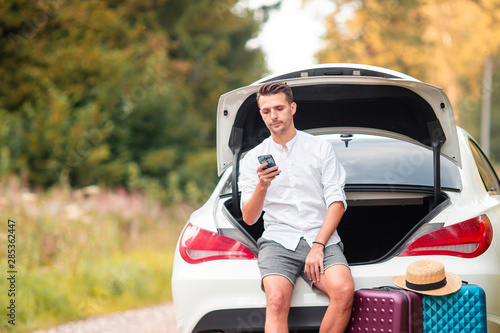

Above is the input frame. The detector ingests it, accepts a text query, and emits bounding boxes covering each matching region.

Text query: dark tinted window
[468,139,500,194]
[328,135,462,190]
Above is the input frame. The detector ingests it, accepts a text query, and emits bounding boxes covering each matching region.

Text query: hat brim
[392,272,462,296]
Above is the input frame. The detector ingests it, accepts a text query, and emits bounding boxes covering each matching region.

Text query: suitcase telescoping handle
[373,286,404,291]
[368,286,420,333]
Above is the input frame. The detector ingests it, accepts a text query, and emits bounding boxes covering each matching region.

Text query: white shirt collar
[270,130,300,151]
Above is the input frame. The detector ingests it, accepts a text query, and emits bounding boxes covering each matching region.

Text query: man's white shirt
[239,131,347,251]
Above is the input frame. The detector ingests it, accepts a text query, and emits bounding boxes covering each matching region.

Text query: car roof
[216,64,461,175]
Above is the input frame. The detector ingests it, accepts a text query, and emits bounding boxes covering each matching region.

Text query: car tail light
[179,223,257,264]
[399,214,493,258]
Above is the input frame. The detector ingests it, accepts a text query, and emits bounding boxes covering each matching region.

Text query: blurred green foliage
[0,0,267,202]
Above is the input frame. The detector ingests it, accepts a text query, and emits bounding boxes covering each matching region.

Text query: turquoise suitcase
[422,284,487,332]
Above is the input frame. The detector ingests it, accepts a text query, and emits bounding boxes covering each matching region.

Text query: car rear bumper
[173,245,500,333]
[192,306,327,333]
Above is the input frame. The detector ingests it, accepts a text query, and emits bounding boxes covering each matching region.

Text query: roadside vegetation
[0,175,190,332]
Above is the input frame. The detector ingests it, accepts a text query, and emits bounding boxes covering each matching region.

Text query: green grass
[0,175,190,332]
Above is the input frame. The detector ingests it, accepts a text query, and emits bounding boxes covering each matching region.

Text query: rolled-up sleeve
[321,143,347,211]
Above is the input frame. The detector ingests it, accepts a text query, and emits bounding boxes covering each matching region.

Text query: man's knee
[321,267,354,305]
[266,289,291,315]
[337,282,355,307]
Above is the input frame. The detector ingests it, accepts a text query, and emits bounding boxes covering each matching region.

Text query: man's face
[258,92,296,136]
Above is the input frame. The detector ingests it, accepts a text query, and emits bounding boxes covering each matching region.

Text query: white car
[171,64,500,333]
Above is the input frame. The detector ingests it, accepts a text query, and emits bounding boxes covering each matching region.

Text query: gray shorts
[257,237,348,288]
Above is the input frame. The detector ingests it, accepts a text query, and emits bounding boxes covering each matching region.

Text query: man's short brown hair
[256,82,294,105]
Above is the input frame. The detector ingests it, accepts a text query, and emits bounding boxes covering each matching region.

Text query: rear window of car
[327,134,462,190]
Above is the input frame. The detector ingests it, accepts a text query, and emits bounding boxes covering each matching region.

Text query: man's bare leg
[262,275,294,333]
[314,264,354,333]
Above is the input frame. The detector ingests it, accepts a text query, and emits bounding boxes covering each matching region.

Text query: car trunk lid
[216,65,462,214]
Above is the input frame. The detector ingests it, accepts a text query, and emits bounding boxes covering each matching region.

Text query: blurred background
[0,0,499,331]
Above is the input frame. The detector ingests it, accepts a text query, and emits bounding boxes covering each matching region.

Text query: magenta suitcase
[348,286,423,333]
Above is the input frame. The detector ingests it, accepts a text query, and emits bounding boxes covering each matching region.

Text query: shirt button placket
[287,151,302,219]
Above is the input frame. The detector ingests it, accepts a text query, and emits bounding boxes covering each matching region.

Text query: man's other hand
[304,244,325,283]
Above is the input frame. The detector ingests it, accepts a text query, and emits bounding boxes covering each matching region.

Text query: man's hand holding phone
[257,155,280,187]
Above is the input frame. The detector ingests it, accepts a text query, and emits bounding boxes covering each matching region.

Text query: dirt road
[32,303,177,333]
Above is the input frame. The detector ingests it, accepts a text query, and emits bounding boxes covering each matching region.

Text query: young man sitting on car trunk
[239,81,354,333]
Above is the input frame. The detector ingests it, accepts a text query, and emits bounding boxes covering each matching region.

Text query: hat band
[405,277,447,291]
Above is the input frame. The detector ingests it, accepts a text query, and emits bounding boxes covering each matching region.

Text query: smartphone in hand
[258,155,279,175]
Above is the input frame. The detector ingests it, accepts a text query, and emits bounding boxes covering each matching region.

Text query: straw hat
[392,260,462,296]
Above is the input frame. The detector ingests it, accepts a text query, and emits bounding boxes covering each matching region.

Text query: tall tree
[319,0,427,78]
[318,0,500,105]
[0,0,266,200]
[317,0,500,162]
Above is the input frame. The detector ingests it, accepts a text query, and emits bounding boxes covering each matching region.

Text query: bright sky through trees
[245,0,335,74]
